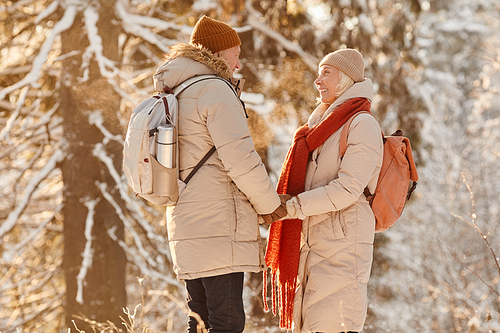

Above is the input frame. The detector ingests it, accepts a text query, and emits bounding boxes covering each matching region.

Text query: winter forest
[0,0,499,332]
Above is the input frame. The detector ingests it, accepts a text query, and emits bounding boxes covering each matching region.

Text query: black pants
[185,272,245,333]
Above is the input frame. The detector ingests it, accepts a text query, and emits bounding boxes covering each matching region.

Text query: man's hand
[261,194,290,224]
[279,194,292,205]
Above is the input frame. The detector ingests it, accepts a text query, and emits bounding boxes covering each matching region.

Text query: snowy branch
[92,143,167,246]
[35,0,59,25]
[116,1,180,54]
[97,182,157,267]
[244,0,318,71]
[6,291,64,329]
[0,140,32,160]
[0,5,77,101]
[437,232,500,298]
[30,102,61,135]
[10,204,63,253]
[449,173,500,276]
[108,77,145,105]
[76,197,99,305]
[14,144,45,196]
[115,0,192,35]
[0,86,29,142]
[107,227,182,289]
[92,143,126,191]
[81,7,119,81]
[0,148,65,242]
[88,110,123,144]
[82,6,154,103]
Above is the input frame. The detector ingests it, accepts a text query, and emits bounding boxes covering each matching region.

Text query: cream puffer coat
[153,44,280,281]
[292,79,383,332]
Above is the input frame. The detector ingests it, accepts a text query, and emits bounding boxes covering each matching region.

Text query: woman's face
[314,65,340,104]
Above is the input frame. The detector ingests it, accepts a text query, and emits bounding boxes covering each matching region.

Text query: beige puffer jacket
[293,79,383,332]
[153,44,280,280]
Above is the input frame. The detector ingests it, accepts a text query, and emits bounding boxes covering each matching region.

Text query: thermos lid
[157,124,176,143]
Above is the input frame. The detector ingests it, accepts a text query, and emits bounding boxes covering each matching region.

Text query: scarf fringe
[278,277,297,329]
[262,269,278,315]
[262,268,296,330]
[273,272,278,317]
[262,269,269,312]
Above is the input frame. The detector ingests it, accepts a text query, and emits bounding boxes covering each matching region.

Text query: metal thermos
[155,124,177,168]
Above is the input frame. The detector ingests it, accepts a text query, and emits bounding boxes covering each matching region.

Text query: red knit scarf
[263,97,371,329]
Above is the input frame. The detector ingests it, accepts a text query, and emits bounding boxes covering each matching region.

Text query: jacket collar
[165,43,233,80]
[154,43,245,95]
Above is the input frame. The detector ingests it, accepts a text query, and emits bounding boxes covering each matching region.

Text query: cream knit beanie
[319,49,365,82]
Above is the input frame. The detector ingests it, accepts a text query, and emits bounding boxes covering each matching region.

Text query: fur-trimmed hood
[154,43,235,93]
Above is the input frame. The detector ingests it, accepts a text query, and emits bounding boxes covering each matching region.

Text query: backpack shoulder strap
[173,74,231,96]
[170,75,222,185]
[169,75,240,185]
[183,146,217,185]
[174,74,248,118]
[339,111,372,157]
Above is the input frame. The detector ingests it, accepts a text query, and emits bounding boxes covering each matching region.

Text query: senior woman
[265,49,383,332]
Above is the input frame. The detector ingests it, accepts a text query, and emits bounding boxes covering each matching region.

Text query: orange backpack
[340,112,418,232]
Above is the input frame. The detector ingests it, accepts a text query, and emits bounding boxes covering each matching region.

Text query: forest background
[1,0,499,332]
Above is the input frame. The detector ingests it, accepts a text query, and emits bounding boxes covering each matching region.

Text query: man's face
[219,45,241,74]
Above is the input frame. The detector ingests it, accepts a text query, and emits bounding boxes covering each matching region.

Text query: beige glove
[282,196,306,220]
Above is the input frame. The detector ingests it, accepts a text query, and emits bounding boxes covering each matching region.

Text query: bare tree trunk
[59,1,126,330]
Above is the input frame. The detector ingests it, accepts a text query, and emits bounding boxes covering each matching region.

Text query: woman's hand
[283,196,306,220]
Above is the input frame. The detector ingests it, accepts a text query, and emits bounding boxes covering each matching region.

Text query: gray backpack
[123,75,220,206]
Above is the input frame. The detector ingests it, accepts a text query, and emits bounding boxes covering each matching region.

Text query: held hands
[283,196,306,220]
[261,194,290,225]
[279,194,292,206]
[260,194,306,223]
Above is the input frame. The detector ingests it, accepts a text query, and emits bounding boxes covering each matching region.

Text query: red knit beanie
[190,15,241,53]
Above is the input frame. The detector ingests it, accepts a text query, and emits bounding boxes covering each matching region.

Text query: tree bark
[59,1,126,330]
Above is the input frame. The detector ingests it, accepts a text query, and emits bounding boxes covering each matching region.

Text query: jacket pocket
[330,211,346,240]
[231,183,258,242]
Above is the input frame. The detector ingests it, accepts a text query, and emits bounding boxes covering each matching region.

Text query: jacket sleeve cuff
[252,192,281,215]
[297,187,337,216]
